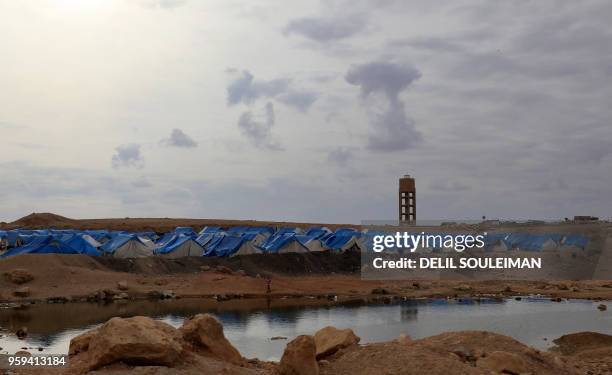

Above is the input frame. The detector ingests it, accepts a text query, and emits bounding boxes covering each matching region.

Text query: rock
[598,304,607,311]
[557,283,569,290]
[161,290,176,299]
[69,329,99,356]
[271,336,288,340]
[117,281,129,291]
[16,327,28,339]
[180,313,243,365]
[451,346,476,362]
[113,292,129,300]
[4,269,34,284]
[314,326,360,359]
[14,286,30,297]
[154,279,168,286]
[476,350,529,374]
[85,316,183,370]
[236,269,247,276]
[551,332,612,355]
[215,294,230,302]
[215,266,233,274]
[453,284,472,292]
[503,285,513,293]
[14,350,31,357]
[279,335,319,375]
[200,265,211,272]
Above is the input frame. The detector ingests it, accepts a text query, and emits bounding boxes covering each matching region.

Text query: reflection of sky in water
[2,298,612,361]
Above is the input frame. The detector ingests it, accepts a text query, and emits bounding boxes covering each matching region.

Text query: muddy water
[1,297,611,361]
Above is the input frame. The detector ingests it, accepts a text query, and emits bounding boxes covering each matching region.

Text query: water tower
[399,175,416,223]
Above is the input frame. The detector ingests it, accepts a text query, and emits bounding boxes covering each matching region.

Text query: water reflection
[1,297,611,361]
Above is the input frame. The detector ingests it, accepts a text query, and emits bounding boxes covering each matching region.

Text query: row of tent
[0,227,590,259]
[0,226,364,259]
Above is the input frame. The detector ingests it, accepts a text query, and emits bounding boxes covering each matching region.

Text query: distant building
[399,175,416,223]
[574,216,599,223]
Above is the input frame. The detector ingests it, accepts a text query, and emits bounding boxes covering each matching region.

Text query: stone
[113,292,129,300]
[16,327,28,339]
[598,304,607,311]
[85,316,183,370]
[314,326,360,359]
[14,286,30,297]
[3,269,34,284]
[279,335,319,375]
[161,290,176,299]
[200,265,211,272]
[180,313,243,365]
[236,269,247,276]
[476,351,529,374]
[117,281,129,291]
[69,329,99,356]
[215,266,233,274]
[453,284,472,292]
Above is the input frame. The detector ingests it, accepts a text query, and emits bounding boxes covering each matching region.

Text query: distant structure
[574,215,599,223]
[399,175,416,223]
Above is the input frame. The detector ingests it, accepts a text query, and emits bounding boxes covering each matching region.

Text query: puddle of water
[1,297,612,361]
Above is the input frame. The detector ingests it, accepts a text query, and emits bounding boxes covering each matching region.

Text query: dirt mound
[321,331,575,375]
[10,212,76,228]
[551,332,612,355]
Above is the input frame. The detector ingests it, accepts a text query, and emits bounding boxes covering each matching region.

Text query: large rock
[4,269,34,284]
[476,350,529,374]
[180,313,243,364]
[69,329,99,356]
[551,331,612,355]
[84,316,183,370]
[279,335,319,375]
[314,326,360,359]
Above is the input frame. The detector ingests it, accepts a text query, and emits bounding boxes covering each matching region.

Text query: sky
[1,0,611,223]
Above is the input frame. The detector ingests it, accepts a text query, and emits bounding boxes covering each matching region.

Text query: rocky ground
[9,313,612,375]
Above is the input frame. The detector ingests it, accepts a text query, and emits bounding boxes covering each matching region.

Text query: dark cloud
[237,102,282,150]
[111,144,144,169]
[227,70,318,111]
[283,14,368,42]
[161,128,198,148]
[345,61,422,151]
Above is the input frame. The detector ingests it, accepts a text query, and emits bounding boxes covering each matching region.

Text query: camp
[100,234,153,258]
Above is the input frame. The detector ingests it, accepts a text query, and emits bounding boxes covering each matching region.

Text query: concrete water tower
[399,175,416,223]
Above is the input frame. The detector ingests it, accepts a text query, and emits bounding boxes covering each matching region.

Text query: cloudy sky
[1,0,611,223]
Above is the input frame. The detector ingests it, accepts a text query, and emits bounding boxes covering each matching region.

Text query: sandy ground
[4,254,612,305]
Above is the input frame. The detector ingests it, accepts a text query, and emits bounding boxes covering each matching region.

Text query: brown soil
[4,253,612,305]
